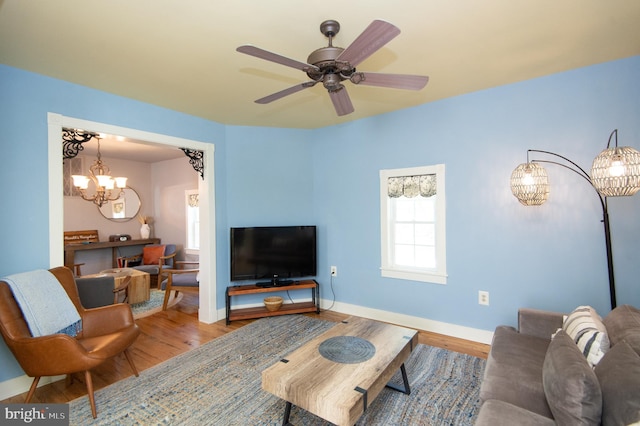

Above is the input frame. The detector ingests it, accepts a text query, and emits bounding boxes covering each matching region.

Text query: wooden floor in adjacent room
[1,290,489,405]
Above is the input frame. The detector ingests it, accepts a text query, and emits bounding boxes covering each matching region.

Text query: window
[380,165,447,284]
[185,190,200,253]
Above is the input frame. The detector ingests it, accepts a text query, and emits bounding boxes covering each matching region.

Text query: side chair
[122,244,176,288]
[160,260,199,310]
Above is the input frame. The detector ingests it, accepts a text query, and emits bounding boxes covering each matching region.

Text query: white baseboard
[1,298,493,401]
[320,299,494,345]
[0,374,65,402]
[220,296,494,344]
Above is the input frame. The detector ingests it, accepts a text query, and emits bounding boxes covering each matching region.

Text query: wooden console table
[64,238,161,271]
[225,280,320,325]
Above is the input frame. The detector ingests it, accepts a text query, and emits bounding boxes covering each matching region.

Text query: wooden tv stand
[225,280,320,325]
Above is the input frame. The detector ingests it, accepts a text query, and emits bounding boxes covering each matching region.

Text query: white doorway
[47,113,218,323]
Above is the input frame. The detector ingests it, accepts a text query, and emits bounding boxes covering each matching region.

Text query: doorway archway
[47,113,218,322]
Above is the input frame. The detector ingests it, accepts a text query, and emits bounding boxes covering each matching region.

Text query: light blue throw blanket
[3,269,82,337]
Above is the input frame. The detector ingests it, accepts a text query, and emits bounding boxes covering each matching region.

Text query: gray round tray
[318,336,376,364]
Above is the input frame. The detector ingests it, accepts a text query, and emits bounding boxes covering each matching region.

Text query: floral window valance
[387,174,437,198]
[188,193,199,207]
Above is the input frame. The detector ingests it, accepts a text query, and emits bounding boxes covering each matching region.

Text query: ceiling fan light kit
[237,19,429,116]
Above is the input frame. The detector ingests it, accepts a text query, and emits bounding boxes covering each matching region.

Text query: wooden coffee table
[262,316,418,426]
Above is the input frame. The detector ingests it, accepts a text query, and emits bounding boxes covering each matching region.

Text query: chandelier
[71,136,127,207]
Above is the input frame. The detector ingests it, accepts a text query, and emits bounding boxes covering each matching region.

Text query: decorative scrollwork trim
[181,148,205,180]
[62,128,98,160]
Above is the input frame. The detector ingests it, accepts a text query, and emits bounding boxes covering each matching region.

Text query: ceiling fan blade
[237,45,318,72]
[351,72,429,90]
[328,86,354,116]
[255,82,317,104]
[336,20,401,67]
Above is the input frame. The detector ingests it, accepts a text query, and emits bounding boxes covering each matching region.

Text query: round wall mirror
[97,187,141,222]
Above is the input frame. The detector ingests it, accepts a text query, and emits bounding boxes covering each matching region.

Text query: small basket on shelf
[264,296,283,312]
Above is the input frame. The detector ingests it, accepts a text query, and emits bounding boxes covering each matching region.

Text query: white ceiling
[77,135,186,163]
[1,0,639,135]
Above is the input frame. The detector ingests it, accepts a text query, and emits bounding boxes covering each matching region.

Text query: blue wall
[1,55,639,383]
[221,125,315,305]
[311,56,640,331]
[0,65,225,381]
[224,125,314,226]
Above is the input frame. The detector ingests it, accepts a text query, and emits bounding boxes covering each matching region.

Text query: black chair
[76,275,131,308]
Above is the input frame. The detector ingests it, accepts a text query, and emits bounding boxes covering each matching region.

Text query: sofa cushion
[132,264,160,275]
[543,330,602,425]
[480,325,553,418]
[563,305,609,367]
[603,304,640,355]
[595,340,640,426]
[476,400,556,426]
[518,308,564,340]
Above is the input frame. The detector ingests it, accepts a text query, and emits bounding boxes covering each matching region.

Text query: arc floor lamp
[510,129,640,309]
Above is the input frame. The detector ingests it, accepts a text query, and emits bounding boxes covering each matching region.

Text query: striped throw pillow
[563,305,610,367]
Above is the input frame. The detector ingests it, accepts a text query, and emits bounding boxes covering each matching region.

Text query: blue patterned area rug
[130,289,182,319]
[69,315,485,425]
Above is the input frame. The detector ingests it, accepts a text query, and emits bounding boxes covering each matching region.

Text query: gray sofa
[476,305,640,425]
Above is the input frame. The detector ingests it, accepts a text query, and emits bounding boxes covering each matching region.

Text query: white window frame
[185,189,200,255]
[380,164,447,284]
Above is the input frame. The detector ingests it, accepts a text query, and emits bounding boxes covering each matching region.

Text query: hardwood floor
[1,289,489,405]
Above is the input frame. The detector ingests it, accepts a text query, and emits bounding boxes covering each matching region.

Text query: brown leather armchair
[0,266,140,418]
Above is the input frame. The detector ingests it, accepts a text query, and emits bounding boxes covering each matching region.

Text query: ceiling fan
[236,19,429,116]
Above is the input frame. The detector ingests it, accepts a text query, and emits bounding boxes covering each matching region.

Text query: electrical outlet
[330,266,337,277]
[478,291,489,306]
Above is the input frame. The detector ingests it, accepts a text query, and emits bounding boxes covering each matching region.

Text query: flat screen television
[230,226,317,286]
